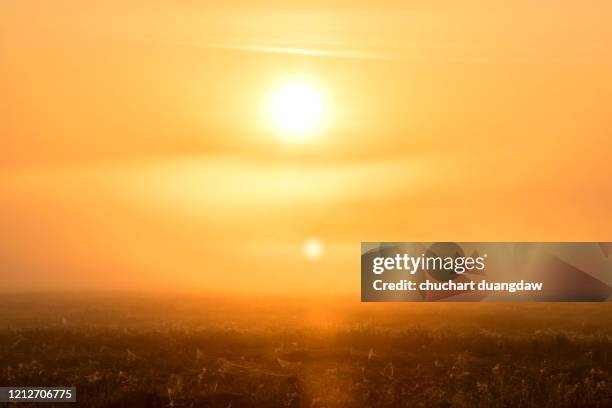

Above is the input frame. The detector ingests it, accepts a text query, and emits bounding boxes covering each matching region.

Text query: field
[1,294,611,407]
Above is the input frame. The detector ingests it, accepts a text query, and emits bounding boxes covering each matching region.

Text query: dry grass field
[1,294,611,407]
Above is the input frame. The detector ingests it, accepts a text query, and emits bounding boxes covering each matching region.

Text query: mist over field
[2,1,611,406]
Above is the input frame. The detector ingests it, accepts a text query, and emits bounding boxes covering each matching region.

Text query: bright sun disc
[270,82,324,136]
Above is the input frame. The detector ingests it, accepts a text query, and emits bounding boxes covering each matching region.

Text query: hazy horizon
[2,1,611,293]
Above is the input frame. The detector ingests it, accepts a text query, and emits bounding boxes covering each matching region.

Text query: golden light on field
[269,81,327,141]
[304,238,324,261]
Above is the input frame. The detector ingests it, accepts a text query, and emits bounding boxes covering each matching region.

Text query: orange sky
[1,1,611,293]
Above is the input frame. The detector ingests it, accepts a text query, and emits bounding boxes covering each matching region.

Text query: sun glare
[304,238,324,261]
[270,82,325,140]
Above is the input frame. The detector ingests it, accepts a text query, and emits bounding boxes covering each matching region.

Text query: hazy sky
[1,1,611,292]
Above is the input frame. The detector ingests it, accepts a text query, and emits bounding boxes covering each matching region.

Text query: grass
[0,294,610,407]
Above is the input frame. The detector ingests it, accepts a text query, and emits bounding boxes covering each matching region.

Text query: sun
[269,81,326,140]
